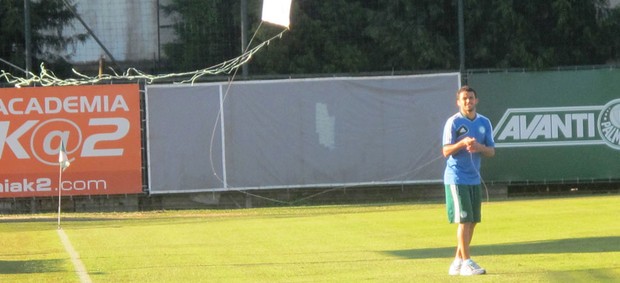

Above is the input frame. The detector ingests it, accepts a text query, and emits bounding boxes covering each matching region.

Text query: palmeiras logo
[598,99,620,149]
[493,98,620,150]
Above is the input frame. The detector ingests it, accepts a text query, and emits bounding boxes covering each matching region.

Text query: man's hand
[464,137,480,153]
[443,137,495,157]
[464,137,495,157]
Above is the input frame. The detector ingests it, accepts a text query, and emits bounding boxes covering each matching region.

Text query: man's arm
[442,137,471,157]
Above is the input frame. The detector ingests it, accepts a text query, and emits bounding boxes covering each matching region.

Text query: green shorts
[444,184,482,224]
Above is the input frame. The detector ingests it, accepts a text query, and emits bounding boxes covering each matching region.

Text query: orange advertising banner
[0,84,143,198]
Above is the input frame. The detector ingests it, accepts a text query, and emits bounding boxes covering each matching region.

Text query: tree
[252,0,620,74]
[162,0,240,72]
[251,0,459,74]
[254,0,378,74]
[163,0,620,76]
[364,0,457,71]
[0,0,88,78]
[464,0,617,69]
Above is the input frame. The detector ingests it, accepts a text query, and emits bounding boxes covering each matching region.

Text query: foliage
[0,0,88,77]
[163,0,620,75]
[162,0,240,72]
[464,0,617,69]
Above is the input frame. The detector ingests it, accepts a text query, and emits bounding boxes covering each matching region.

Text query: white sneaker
[460,259,486,276]
[448,259,462,276]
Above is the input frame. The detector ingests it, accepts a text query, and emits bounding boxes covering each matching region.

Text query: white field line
[57,228,93,283]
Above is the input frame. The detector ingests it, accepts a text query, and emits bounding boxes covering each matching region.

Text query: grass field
[1,195,619,282]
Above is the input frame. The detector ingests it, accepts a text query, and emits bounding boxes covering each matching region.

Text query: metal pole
[458,0,465,84]
[218,84,228,190]
[24,0,32,77]
[57,166,62,229]
[0,57,28,75]
[156,0,161,63]
[240,0,249,78]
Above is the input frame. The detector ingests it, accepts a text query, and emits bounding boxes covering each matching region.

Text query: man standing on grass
[442,85,495,276]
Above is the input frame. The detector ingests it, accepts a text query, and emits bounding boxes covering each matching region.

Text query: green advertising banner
[468,69,620,183]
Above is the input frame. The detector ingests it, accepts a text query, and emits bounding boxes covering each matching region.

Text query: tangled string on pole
[0,29,287,88]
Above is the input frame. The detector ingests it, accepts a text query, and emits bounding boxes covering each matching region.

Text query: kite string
[288,153,446,205]
[208,21,265,187]
[212,152,446,207]
[470,152,490,203]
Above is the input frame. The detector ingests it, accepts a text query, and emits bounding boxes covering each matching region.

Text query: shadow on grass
[386,236,620,259]
[0,259,65,274]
